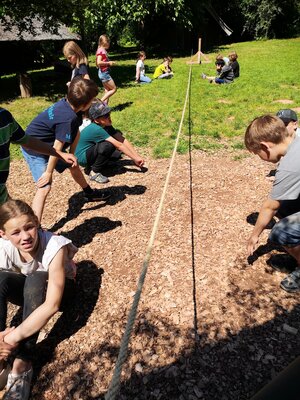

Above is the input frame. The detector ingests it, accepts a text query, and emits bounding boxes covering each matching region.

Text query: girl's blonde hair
[137,51,146,60]
[98,34,110,47]
[63,41,88,67]
[228,51,238,61]
[0,199,38,231]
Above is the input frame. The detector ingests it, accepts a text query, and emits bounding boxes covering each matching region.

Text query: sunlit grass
[1,37,300,159]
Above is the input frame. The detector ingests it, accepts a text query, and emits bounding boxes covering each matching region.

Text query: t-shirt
[218,65,234,83]
[96,47,109,72]
[25,99,81,149]
[153,64,167,79]
[0,229,77,279]
[71,64,89,81]
[75,122,110,166]
[136,60,145,77]
[271,136,300,202]
[0,108,29,205]
[230,60,240,78]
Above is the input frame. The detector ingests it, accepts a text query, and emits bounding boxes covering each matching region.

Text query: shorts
[98,69,112,83]
[22,148,70,185]
[215,78,225,84]
[269,211,300,247]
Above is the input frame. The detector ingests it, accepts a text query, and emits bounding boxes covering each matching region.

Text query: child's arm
[136,63,141,81]
[247,198,280,256]
[36,139,65,188]
[3,248,66,346]
[23,137,77,167]
[69,130,80,155]
[0,328,17,361]
[96,55,115,68]
[106,135,144,167]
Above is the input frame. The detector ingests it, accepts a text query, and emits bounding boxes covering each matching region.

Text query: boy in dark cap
[276,109,300,137]
[75,101,145,184]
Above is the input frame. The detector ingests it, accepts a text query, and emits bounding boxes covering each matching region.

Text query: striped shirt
[0,108,29,204]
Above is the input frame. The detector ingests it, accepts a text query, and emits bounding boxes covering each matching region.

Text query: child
[0,199,78,399]
[63,41,90,86]
[228,51,239,78]
[96,34,117,104]
[75,101,145,183]
[216,53,229,65]
[135,51,151,84]
[276,109,300,137]
[0,108,77,206]
[22,78,109,223]
[153,57,174,79]
[245,115,300,292]
[201,59,234,84]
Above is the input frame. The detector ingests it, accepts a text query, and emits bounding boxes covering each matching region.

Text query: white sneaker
[4,367,33,400]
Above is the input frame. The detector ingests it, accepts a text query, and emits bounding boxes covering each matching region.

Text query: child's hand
[57,151,78,167]
[36,171,52,188]
[134,157,145,168]
[247,234,259,256]
[0,328,17,360]
[109,61,116,66]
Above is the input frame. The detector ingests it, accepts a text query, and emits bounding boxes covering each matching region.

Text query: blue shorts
[98,69,112,83]
[22,148,70,185]
[269,212,300,247]
[215,78,225,84]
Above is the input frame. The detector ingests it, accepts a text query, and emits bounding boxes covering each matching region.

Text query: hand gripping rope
[105,61,193,400]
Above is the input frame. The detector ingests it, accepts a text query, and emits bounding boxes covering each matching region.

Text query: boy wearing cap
[245,114,300,293]
[75,101,145,184]
[201,59,234,84]
[276,109,300,137]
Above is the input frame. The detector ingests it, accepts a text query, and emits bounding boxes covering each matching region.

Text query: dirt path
[5,150,300,400]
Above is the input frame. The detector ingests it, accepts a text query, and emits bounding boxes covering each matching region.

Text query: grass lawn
[1,37,299,159]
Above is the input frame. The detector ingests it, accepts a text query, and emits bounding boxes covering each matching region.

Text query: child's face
[0,214,39,255]
[67,54,77,66]
[103,40,110,49]
[96,113,112,127]
[216,64,222,71]
[286,120,298,134]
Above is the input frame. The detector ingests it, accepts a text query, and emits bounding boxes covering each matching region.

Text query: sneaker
[280,269,300,293]
[0,363,11,390]
[4,367,33,400]
[83,189,110,202]
[90,172,109,184]
[201,73,207,79]
[84,166,91,176]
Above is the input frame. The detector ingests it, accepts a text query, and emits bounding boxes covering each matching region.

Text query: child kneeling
[0,199,77,399]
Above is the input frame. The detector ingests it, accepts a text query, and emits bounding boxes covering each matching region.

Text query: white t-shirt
[0,230,77,279]
[136,59,145,77]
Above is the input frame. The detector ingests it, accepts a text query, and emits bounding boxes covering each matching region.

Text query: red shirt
[96,47,109,72]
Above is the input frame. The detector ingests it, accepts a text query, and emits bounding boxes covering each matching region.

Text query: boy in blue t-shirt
[22,78,109,222]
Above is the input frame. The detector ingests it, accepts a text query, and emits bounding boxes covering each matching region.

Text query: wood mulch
[4,149,300,400]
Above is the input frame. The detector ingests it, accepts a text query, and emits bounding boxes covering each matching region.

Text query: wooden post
[19,72,32,98]
[198,38,201,64]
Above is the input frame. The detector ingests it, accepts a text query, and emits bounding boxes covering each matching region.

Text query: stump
[19,72,32,98]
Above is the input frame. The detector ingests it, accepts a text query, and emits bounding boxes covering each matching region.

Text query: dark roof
[0,17,81,41]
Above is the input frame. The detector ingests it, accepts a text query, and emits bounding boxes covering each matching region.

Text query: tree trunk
[19,72,32,98]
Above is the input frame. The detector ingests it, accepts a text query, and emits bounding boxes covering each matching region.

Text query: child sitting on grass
[135,51,151,84]
[75,101,145,183]
[22,78,109,223]
[0,199,78,400]
[245,114,300,292]
[202,59,234,84]
[153,57,174,79]
[228,51,240,78]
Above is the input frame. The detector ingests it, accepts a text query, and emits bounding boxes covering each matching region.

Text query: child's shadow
[246,212,276,229]
[102,159,148,178]
[32,260,103,378]
[105,184,147,206]
[110,101,133,112]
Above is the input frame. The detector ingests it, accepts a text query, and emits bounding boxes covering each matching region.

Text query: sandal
[281,269,300,293]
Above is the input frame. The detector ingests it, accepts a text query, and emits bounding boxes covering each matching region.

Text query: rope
[104,63,193,400]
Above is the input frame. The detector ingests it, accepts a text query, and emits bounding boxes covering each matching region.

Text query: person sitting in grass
[22,78,109,223]
[135,51,151,84]
[245,114,300,292]
[228,51,240,78]
[0,108,77,206]
[0,199,77,400]
[153,57,174,80]
[75,100,145,184]
[201,59,234,84]
[276,109,300,137]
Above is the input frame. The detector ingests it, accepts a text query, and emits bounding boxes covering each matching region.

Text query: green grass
[1,38,300,159]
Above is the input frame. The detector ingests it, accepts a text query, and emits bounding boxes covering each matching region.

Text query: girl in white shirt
[135,51,151,84]
[0,199,77,400]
